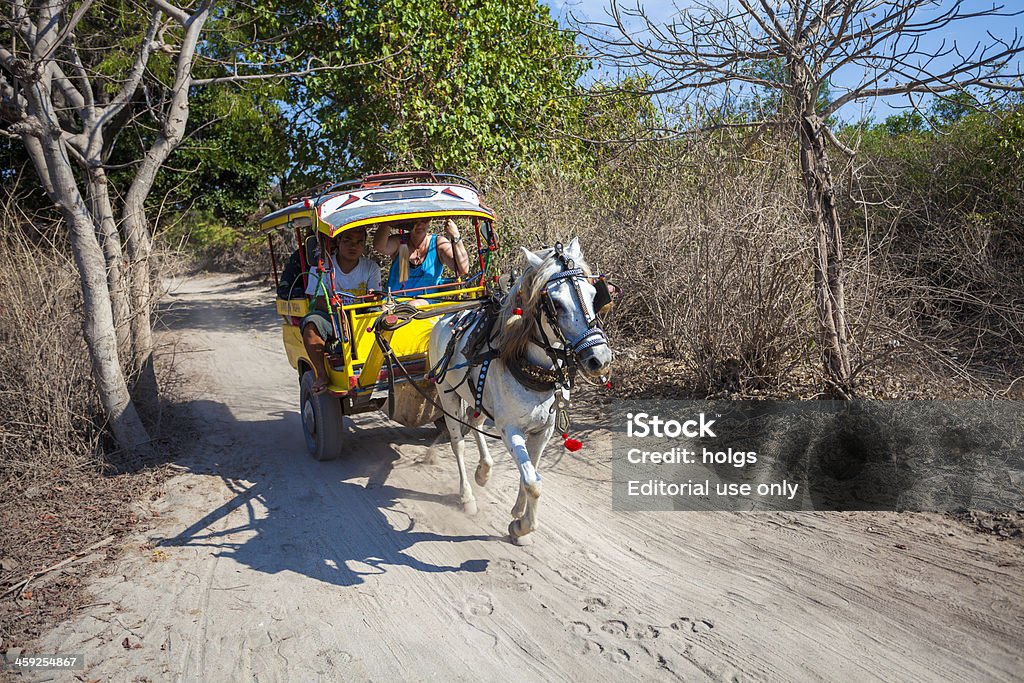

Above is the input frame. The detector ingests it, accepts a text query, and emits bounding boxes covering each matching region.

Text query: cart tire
[300,371,344,461]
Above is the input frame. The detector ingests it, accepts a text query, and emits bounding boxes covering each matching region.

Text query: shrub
[0,223,103,496]
[489,139,816,394]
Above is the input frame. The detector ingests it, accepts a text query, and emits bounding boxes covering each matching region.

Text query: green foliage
[151,85,290,226]
[297,0,587,176]
[880,110,927,136]
[558,76,693,208]
[162,209,266,271]
[574,76,663,159]
[170,212,243,252]
[930,92,979,127]
[859,99,1024,224]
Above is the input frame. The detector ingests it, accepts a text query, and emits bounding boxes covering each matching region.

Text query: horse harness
[428,242,608,424]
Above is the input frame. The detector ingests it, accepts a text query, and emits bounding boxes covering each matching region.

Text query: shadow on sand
[155,283,496,587]
[156,400,497,587]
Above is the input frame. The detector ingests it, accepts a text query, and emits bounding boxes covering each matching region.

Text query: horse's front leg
[508,426,540,519]
[505,424,554,544]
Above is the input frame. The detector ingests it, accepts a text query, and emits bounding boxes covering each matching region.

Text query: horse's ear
[521,247,544,269]
[566,237,583,262]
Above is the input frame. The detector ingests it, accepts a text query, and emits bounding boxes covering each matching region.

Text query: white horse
[427,238,614,544]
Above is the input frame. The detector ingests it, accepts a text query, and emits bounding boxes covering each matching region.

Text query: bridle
[534,242,609,375]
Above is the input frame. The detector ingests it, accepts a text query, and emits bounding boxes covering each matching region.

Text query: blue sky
[542,0,1024,121]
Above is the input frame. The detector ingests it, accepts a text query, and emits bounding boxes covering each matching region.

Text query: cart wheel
[300,371,344,461]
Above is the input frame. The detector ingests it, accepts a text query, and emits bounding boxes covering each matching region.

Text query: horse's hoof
[508,520,533,546]
[462,499,479,515]
[474,463,491,487]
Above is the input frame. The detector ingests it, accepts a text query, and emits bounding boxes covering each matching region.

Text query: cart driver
[301,227,381,394]
[373,218,470,293]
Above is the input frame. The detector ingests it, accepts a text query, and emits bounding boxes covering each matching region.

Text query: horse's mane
[491,246,591,363]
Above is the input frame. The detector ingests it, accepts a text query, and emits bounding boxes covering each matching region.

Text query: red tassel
[564,437,583,452]
[512,307,523,315]
[605,381,612,389]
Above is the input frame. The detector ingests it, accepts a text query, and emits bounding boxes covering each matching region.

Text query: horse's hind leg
[471,412,493,487]
[439,391,477,515]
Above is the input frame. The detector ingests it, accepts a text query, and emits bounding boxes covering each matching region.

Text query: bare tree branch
[191,51,399,86]
[147,0,188,25]
[33,0,95,66]
[578,0,1024,396]
[101,10,161,121]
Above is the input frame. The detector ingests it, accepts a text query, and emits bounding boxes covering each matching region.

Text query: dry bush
[0,205,168,648]
[0,223,104,496]
[489,140,817,394]
[838,116,1024,396]
[488,116,1023,399]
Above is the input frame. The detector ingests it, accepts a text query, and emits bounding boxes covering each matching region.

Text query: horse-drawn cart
[264,171,613,543]
[261,172,499,461]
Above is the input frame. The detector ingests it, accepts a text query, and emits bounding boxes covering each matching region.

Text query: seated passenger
[276,248,305,299]
[373,218,469,294]
[300,227,381,394]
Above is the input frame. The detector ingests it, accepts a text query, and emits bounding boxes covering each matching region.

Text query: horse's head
[515,238,614,378]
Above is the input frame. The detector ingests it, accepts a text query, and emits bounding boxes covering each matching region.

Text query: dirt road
[30,274,1023,682]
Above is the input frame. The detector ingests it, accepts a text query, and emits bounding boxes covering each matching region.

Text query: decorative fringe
[398,242,410,284]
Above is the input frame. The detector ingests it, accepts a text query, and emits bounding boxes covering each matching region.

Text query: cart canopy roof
[260,172,495,238]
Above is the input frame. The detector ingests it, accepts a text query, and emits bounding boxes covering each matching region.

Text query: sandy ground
[26,273,1024,682]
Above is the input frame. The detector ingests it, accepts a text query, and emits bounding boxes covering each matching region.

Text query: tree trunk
[122,137,173,420]
[798,110,853,396]
[87,166,132,365]
[25,124,153,456]
[4,0,210,452]
[120,197,154,372]
[120,2,210,416]
[9,6,153,457]
[121,200,160,419]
